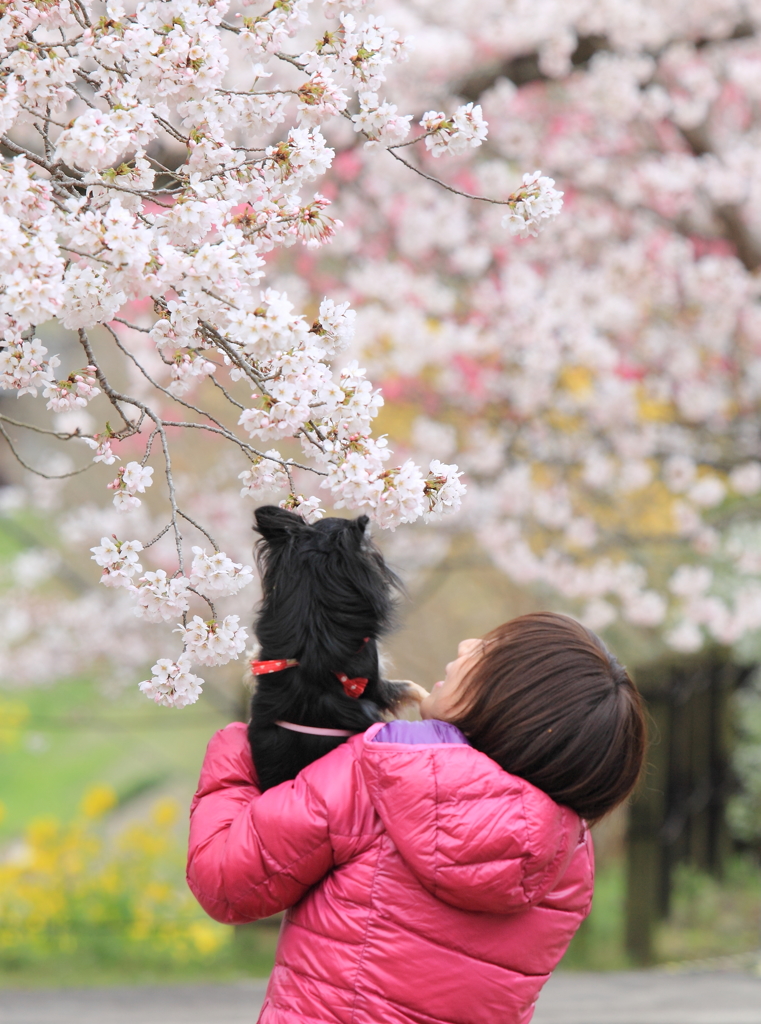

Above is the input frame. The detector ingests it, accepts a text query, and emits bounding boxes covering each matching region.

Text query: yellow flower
[27,816,59,848]
[0,786,230,965]
[0,699,29,748]
[637,386,674,422]
[144,881,172,904]
[80,784,117,819]
[560,365,593,398]
[188,921,228,955]
[151,798,179,828]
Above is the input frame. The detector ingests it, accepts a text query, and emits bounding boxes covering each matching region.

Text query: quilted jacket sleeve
[186,722,335,925]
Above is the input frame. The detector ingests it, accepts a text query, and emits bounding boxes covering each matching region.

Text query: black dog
[248,505,413,791]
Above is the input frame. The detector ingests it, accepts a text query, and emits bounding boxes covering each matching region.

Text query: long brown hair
[450,612,646,822]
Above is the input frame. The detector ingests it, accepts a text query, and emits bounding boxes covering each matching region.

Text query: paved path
[533,971,761,1023]
[1,971,760,1023]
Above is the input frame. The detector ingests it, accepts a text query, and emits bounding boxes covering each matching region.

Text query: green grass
[0,924,280,989]
[559,854,761,971]
[0,677,231,840]
[0,677,276,990]
[2,675,760,986]
[656,858,761,963]
[0,520,24,562]
[560,861,631,971]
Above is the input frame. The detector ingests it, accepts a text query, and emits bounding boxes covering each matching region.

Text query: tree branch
[0,423,93,479]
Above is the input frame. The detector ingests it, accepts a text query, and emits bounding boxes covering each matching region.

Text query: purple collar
[372,720,469,745]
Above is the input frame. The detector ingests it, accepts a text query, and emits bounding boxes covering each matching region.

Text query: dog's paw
[390,680,429,704]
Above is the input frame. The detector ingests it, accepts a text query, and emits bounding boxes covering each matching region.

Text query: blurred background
[3,0,761,991]
[2,478,760,986]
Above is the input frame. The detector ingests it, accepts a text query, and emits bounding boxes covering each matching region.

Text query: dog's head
[252,505,401,685]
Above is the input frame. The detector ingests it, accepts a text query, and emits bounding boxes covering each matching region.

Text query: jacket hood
[357,721,584,914]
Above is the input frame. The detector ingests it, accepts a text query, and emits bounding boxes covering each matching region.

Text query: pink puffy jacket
[187,719,594,1024]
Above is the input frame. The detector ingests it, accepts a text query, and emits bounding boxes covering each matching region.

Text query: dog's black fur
[248,505,409,791]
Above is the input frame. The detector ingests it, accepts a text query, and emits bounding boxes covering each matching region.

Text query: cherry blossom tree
[285,0,761,657]
[0,0,563,704]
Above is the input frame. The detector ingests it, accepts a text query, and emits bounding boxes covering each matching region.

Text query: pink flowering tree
[0,0,563,704]
[277,0,761,657]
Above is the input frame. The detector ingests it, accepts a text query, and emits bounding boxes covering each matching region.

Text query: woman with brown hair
[188,612,646,1024]
[423,612,646,823]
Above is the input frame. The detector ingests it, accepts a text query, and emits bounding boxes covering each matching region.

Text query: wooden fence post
[625,653,751,965]
[626,690,668,964]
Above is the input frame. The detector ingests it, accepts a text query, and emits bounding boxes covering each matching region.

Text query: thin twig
[105,323,318,471]
[78,330,136,433]
[209,374,246,410]
[143,523,174,549]
[178,510,220,551]
[21,104,68,129]
[0,413,83,440]
[142,427,159,465]
[199,323,266,390]
[112,317,152,333]
[103,321,325,479]
[387,149,514,206]
[186,584,217,619]
[61,246,113,266]
[156,420,184,570]
[161,421,323,473]
[0,423,93,479]
[104,321,255,443]
[77,328,188,569]
[1,134,57,173]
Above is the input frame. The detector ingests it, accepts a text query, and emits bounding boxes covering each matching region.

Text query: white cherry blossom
[502,172,565,239]
[425,461,466,520]
[131,570,192,624]
[279,493,325,522]
[108,462,154,513]
[189,547,254,598]
[138,655,204,708]
[8,0,761,710]
[664,620,704,654]
[81,436,120,465]
[0,335,60,397]
[239,452,290,497]
[43,366,99,412]
[730,463,761,496]
[176,614,248,667]
[420,104,488,157]
[90,536,143,588]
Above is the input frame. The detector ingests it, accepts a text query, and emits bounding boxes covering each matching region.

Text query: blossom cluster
[90,536,144,588]
[138,655,204,709]
[176,614,248,667]
[420,104,489,157]
[279,0,761,653]
[0,336,59,397]
[108,463,154,514]
[15,0,761,706]
[0,0,566,706]
[43,366,100,413]
[88,536,255,705]
[2,0,557,703]
[188,547,254,598]
[501,172,565,239]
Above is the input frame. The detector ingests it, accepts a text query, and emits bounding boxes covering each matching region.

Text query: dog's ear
[254,505,309,545]
[352,515,370,538]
